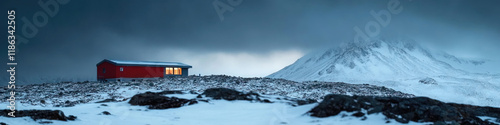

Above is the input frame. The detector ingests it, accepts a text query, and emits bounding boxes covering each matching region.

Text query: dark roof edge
[96,59,192,68]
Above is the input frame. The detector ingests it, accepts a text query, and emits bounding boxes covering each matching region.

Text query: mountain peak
[268,39,465,82]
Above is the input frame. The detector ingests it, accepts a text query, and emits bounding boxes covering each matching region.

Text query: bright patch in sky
[156,49,304,77]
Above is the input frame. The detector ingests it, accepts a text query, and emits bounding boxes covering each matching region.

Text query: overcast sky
[1,0,499,84]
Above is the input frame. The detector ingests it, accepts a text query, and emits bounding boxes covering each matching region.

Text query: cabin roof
[97,59,192,68]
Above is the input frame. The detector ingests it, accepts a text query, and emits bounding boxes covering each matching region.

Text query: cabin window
[103,68,106,73]
[120,67,123,72]
[166,67,182,75]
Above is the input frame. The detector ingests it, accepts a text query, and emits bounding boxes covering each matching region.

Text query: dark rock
[361,116,367,120]
[294,99,317,106]
[67,115,77,120]
[128,91,197,109]
[0,109,76,121]
[262,99,272,103]
[100,104,108,106]
[102,111,111,115]
[309,94,362,117]
[309,94,500,124]
[0,122,7,125]
[352,112,365,117]
[96,98,119,103]
[189,90,199,94]
[202,88,260,101]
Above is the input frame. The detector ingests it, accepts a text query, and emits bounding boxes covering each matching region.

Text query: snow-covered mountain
[269,39,479,82]
[268,39,500,107]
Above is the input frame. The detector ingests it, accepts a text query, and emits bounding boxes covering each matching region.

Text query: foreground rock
[0,109,77,121]
[202,88,271,103]
[128,91,197,109]
[309,94,500,124]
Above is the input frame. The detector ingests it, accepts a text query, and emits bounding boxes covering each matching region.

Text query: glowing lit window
[166,67,182,75]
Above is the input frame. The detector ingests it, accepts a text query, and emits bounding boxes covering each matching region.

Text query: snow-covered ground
[268,39,500,108]
[0,76,420,125]
[0,93,429,125]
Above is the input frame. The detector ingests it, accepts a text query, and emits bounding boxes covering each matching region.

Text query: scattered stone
[156,90,184,95]
[0,122,7,125]
[309,94,500,124]
[38,121,53,124]
[189,90,199,94]
[96,99,118,103]
[0,109,77,121]
[102,111,111,115]
[100,104,108,106]
[419,77,437,85]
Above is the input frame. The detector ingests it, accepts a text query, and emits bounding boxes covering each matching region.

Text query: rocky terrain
[0,75,413,107]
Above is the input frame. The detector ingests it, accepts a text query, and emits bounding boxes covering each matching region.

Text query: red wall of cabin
[97,61,116,80]
[115,66,164,78]
[97,62,166,79]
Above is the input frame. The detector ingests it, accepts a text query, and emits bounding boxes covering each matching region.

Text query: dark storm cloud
[1,0,499,84]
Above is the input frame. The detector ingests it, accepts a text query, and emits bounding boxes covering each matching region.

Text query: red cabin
[96,59,192,81]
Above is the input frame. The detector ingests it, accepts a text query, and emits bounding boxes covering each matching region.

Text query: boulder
[202,88,260,101]
[0,109,77,121]
[128,91,197,109]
